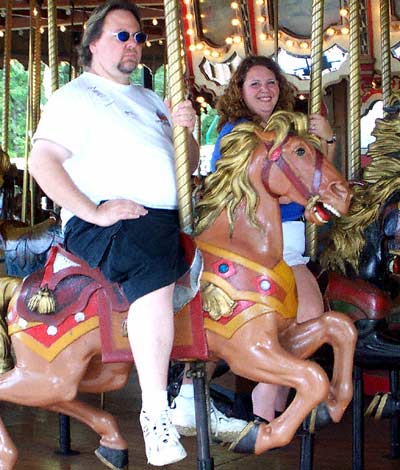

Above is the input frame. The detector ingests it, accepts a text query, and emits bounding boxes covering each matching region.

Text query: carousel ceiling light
[60,25,66,32]
[196,43,204,50]
[300,41,309,49]
[299,94,306,100]
[286,39,294,47]
[231,2,239,9]
[231,18,240,26]
[341,26,349,35]
[187,28,194,36]
[196,96,205,103]
[0,30,4,38]
[0,9,5,17]
[65,8,71,16]
[158,39,163,45]
[339,8,349,17]
[326,27,335,36]
[260,33,267,41]
[39,27,44,34]
[189,44,196,51]
[225,36,233,44]
[256,0,264,5]
[233,35,242,43]
[211,51,220,58]
[146,40,151,47]
[152,18,158,26]
[257,16,266,23]
[33,7,38,16]
[186,13,193,20]
[204,49,211,56]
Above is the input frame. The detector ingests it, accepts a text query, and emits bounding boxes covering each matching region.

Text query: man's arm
[29,140,147,226]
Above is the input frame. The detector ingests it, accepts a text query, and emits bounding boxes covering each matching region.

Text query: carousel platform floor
[2,369,400,470]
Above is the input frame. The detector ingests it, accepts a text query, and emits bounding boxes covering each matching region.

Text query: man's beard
[117,58,138,74]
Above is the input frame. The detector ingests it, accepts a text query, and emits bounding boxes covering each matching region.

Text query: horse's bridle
[261,136,324,201]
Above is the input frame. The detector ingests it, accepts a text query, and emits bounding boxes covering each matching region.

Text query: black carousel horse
[320,95,400,466]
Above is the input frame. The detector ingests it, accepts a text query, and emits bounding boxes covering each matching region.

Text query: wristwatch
[326,134,337,144]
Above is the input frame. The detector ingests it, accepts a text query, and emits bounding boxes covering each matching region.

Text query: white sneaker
[140,409,187,466]
[169,395,248,443]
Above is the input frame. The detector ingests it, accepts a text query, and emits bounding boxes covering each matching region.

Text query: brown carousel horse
[0,111,356,469]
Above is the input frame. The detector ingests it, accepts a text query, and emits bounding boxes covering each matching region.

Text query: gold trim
[13,317,99,362]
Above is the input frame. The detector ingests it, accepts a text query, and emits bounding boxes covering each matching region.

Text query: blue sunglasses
[111,30,148,44]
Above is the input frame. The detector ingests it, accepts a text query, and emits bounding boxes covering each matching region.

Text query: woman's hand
[308,113,334,142]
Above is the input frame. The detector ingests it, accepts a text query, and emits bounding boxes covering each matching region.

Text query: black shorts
[64,207,189,303]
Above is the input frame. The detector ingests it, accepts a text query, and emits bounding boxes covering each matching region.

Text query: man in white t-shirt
[29,1,198,466]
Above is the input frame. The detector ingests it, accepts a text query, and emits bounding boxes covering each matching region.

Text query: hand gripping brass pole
[380,0,391,109]
[1,0,12,153]
[348,0,361,180]
[164,0,193,234]
[306,0,324,260]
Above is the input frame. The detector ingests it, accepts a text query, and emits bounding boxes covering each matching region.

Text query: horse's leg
[207,314,331,454]
[279,311,357,422]
[0,418,17,470]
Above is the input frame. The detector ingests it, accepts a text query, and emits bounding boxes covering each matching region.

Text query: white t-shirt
[33,72,179,225]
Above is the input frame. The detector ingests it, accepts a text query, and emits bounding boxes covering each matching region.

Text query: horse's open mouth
[312,201,341,224]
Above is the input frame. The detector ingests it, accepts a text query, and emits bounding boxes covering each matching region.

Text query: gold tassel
[27,285,56,314]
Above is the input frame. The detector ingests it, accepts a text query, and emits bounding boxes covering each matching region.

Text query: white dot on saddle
[47,325,58,336]
[17,318,28,329]
[52,253,81,273]
[74,312,85,323]
[259,279,271,291]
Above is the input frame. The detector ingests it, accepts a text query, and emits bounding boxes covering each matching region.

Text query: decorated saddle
[8,237,208,363]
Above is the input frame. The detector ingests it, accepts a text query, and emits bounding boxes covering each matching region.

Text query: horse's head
[256,111,352,225]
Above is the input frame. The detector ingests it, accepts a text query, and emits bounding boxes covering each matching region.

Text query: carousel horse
[320,96,400,423]
[0,111,356,469]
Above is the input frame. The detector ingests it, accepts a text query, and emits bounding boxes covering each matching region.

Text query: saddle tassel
[27,285,56,314]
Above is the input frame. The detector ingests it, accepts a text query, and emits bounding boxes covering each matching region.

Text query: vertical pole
[273,0,278,61]
[1,0,13,154]
[306,0,324,260]
[164,0,193,234]
[47,0,59,93]
[348,0,361,180]
[380,0,391,110]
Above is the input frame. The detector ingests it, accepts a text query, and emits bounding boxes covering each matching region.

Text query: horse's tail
[0,276,22,373]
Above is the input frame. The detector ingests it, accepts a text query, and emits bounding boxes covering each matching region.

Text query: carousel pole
[306,0,324,260]
[47,0,59,92]
[273,0,278,61]
[348,0,361,180]
[1,0,13,154]
[163,0,192,234]
[22,0,36,223]
[164,2,212,469]
[380,0,391,109]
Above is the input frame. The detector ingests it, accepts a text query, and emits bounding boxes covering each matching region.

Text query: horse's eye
[296,147,306,157]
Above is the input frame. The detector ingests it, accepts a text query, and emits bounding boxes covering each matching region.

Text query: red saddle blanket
[9,239,208,363]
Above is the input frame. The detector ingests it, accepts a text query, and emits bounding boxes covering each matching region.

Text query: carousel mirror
[193,0,238,48]
[278,44,348,79]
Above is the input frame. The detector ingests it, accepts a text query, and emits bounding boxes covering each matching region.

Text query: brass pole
[348,0,361,180]
[164,0,192,234]
[47,0,59,92]
[22,0,36,223]
[306,0,324,260]
[1,0,13,153]
[273,0,278,61]
[380,0,391,108]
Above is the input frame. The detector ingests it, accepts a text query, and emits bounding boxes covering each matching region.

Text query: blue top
[210,120,305,222]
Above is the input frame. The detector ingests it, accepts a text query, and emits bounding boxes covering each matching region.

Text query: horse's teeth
[323,202,340,217]
[313,208,329,224]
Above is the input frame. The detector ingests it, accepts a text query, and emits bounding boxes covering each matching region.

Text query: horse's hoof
[95,445,129,470]
[309,402,333,433]
[365,392,400,420]
[228,421,260,454]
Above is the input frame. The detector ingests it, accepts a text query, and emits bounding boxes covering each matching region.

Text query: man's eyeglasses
[111,31,148,44]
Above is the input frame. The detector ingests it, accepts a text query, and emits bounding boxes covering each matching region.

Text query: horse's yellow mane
[320,93,400,274]
[194,111,320,236]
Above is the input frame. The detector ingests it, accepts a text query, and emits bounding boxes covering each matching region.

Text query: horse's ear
[254,129,281,161]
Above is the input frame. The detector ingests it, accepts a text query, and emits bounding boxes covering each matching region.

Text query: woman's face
[242,65,280,122]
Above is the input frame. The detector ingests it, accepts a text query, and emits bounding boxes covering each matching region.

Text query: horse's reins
[261,136,324,201]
